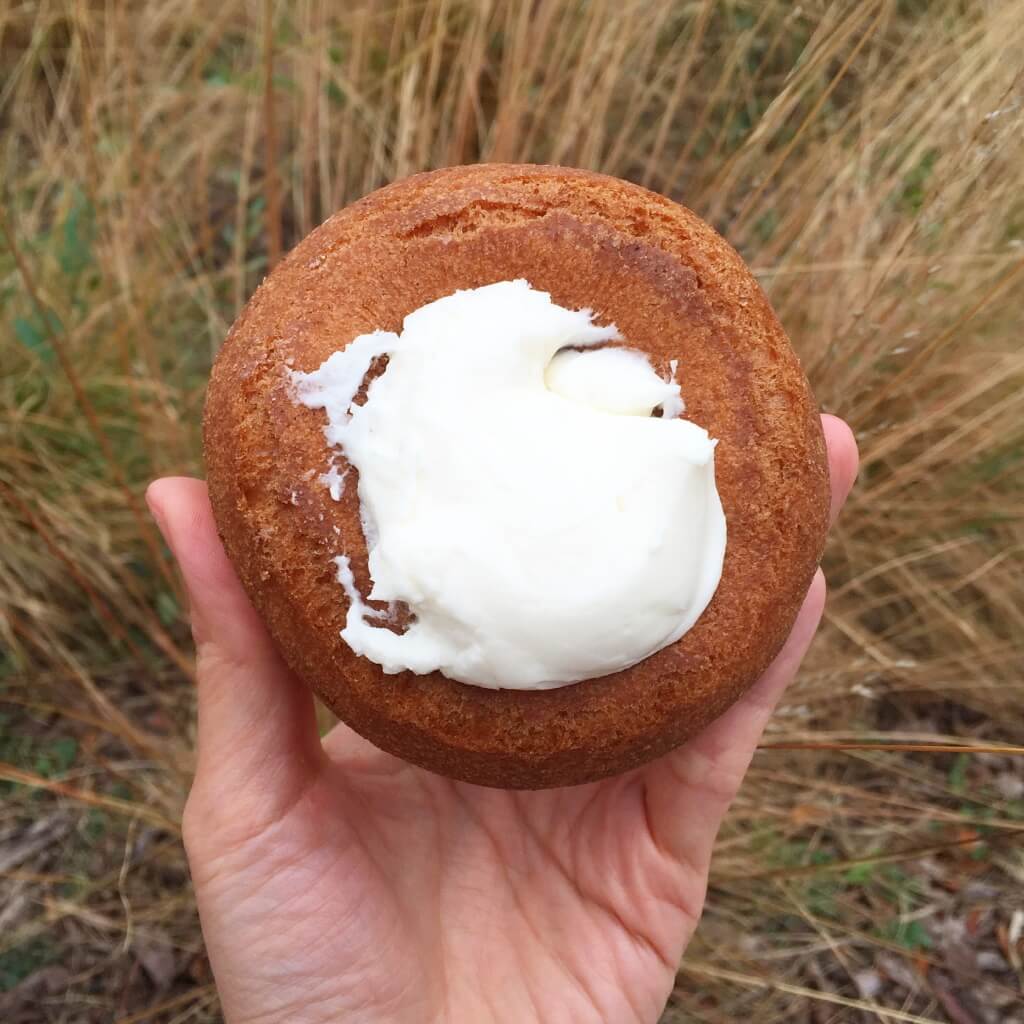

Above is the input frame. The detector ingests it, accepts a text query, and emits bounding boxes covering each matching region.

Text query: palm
[184,652,817,1024]
[151,415,854,1024]
[189,735,728,1023]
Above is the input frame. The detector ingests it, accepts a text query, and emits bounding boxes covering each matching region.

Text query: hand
[147,415,857,1024]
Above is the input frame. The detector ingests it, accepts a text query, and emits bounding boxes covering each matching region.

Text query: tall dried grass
[2,1,1023,1020]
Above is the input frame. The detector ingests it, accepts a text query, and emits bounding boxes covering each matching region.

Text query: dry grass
[2,0,1023,1020]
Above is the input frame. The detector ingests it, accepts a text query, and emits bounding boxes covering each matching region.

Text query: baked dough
[204,164,829,788]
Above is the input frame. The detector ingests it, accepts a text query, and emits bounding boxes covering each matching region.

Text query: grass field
[2,0,1023,1021]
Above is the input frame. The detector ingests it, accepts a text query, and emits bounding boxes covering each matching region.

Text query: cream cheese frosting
[291,279,725,690]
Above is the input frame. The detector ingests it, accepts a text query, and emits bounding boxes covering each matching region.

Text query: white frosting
[545,347,684,418]
[291,280,725,690]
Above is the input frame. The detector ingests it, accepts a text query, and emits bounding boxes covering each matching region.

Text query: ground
[2,1,1023,1021]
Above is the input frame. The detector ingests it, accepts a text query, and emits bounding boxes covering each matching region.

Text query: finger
[641,569,827,881]
[822,414,859,526]
[146,477,322,800]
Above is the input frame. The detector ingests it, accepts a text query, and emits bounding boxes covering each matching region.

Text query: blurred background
[2,1,1023,1021]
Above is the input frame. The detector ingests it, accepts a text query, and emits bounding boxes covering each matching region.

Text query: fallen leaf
[188,952,212,984]
[1009,909,1024,973]
[789,802,828,826]
[0,965,72,1012]
[133,928,178,990]
[976,950,1009,972]
[929,970,983,1024]
[0,813,72,874]
[878,952,924,994]
[994,772,1024,801]
[853,968,882,999]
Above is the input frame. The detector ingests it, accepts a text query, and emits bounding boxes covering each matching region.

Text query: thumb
[641,569,827,896]
[146,477,322,803]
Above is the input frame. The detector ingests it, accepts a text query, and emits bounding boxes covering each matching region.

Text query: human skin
[147,414,857,1024]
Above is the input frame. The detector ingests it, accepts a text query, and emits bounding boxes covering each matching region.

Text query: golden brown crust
[204,164,829,789]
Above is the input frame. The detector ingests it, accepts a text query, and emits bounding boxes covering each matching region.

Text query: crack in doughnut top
[204,164,830,789]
